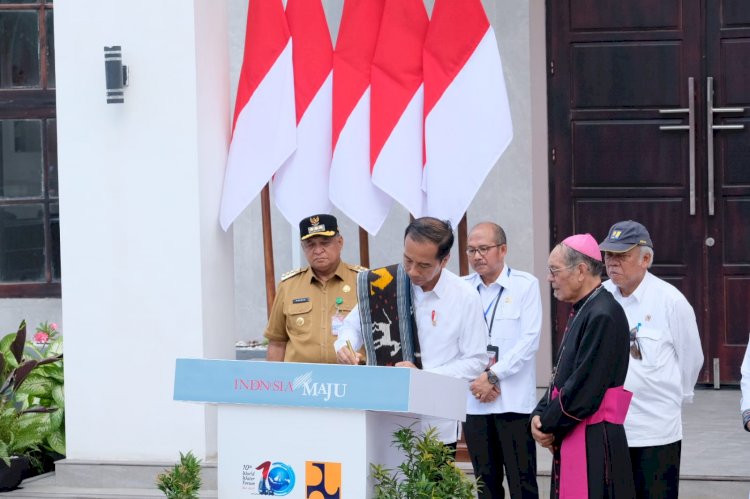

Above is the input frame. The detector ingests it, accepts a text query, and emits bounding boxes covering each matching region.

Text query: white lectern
[173,359,467,498]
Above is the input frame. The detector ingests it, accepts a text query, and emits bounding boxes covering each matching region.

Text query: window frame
[0,0,59,298]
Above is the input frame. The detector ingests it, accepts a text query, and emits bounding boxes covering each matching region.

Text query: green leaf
[47,430,66,456]
[44,368,65,384]
[17,374,52,397]
[0,441,10,467]
[49,405,64,429]
[51,385,65,408]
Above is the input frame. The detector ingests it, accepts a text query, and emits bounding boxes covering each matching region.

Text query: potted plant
[156,450,203,498]
[370,426,480,498]
[0,321,63,491]
[22,321,66,469]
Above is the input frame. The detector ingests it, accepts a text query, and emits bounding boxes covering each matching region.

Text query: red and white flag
[423,0,513,227]
[329,0,390,235]
[272,0,333,226]
[219,0,296,231]
[370,0,428,218]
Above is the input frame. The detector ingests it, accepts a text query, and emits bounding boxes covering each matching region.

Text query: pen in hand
[346,340,358,364]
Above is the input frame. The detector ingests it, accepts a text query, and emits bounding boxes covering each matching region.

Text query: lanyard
[479,267,510,338]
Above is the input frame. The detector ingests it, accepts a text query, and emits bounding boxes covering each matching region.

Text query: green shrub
[156,451,202,499]
[371,426,480,499]
[0,321,63,468]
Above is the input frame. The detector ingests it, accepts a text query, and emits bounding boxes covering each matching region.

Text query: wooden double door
[547,0,750,383]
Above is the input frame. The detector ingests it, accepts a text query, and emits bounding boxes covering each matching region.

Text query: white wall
[55,0,233,461]
[0,299,61,337]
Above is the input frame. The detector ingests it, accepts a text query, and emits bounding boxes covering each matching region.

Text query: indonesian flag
[272,0,333,226]
[219,0,296,231]
[329,0,391,235]
[370,0,428,218]
[423,0,513,227]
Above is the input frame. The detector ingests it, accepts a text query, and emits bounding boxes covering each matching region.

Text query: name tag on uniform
[331,312,345,336]
[292,297,310,304]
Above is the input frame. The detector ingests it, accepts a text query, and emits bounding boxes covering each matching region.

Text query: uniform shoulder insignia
[348,264,368,273]
[281,267,306,282]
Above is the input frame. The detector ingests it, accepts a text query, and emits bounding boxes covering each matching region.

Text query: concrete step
[1,460,218,499]
[6,462,750,498]
[2,473,217,499]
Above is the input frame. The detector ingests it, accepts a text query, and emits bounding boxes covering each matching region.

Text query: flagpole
[359,227,370,269]
[261,182,276,316]
[458,214,468,276]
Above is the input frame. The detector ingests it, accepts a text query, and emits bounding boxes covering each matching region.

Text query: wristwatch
[485,369,499,386]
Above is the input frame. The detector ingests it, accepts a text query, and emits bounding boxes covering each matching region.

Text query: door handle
[659,77,695,215]
[707,77,745,216]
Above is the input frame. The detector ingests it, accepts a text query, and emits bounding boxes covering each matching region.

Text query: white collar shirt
[604,271,704,447]
[335,269,488,443]
[464,264,542,415]
[741,335,750,420]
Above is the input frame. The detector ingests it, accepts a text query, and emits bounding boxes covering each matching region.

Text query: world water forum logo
[242,461,295,496]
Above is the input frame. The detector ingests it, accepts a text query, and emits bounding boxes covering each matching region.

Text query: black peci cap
[299,214,339,240]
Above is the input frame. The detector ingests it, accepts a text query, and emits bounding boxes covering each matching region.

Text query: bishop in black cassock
[532,234,635,499]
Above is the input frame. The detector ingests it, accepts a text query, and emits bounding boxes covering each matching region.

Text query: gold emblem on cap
[343,285,351,293]
[296,317,305,326]
[310,216,320,226]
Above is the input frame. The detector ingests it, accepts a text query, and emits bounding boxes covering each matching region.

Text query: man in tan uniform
[265,214,365,364]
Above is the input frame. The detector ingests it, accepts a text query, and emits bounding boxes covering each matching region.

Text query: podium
[173,359,467,498]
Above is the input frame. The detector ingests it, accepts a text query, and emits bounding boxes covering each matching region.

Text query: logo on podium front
[241,460,296,496]
[306,461,341,499]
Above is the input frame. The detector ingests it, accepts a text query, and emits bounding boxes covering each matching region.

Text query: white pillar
[55,0,232,462]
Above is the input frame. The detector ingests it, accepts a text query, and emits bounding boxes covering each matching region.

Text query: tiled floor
[529,386,750,498]
[464,387,749,498]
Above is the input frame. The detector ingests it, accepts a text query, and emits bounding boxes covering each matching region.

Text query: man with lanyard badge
[463,222,541,498]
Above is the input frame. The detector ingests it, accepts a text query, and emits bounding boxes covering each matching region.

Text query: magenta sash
[551,386,632,499]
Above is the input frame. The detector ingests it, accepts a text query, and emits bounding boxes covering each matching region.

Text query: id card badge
[486,345,499,368]
[331,312,345,336]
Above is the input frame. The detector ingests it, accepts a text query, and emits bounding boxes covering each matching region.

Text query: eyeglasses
[466,244,502,257]
[629,323,642,360]
[547,264,576,277]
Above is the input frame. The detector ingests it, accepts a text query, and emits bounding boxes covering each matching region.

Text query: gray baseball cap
[599,220,654,253]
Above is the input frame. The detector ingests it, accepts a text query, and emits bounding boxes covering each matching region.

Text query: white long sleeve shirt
[334,269,488,443]
[464,265,542,415]
[604,271,704,447]
[741,335,750,430]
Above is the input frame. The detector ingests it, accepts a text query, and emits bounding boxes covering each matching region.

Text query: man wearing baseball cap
[600,220,704,499]
[264,214,365,364]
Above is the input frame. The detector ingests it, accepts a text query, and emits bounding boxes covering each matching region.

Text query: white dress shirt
[604,271,704,447]
[334,269,488,443]
[741,335,750,416]
[464,265,542,415]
